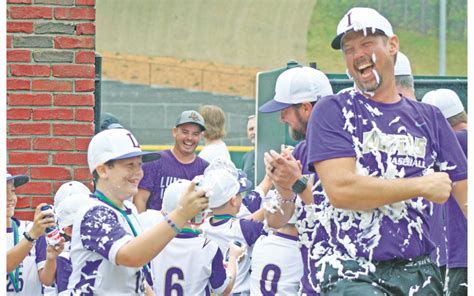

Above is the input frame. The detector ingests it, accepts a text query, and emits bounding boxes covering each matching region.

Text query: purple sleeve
[209,247,226,290]
[138,160,159,192]
[35,236,47,264]
[242,191,262,213]
[239,219,263,246]
[455,129,468,157]
[55,256,72,293]
[433,112,467,181]
[80,206,128,259]
[307,96,356,171]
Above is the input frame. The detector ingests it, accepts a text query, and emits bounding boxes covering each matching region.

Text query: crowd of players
[7,6,467,296]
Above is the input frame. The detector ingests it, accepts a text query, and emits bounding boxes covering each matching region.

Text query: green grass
[307,1,467,76]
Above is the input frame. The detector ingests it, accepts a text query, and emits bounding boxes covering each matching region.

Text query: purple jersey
[292,140,310,174]
[445,129,467,268]
[139,150,208,210]
[306,92,467,273]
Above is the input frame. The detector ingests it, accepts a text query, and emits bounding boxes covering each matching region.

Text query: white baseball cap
[332,7,394,50]
[54,181,91,208]
[202,169,252,209]
[421,89,465,119]
[87,128,160,173]
[56,193,90,229]
[259,67,333,113]
[162,179,190,214]
[6,172,29,188]
[394,51,412,76]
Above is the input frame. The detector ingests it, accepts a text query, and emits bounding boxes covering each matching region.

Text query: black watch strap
[292,175,309,194]
[23,231,37,243]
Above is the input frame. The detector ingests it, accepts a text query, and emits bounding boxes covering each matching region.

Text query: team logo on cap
[188,112,200,121]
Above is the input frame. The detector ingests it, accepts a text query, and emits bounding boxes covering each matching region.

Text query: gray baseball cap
[175,110,206,131]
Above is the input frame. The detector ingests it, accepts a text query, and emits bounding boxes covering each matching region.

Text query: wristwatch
[292,175,309,194]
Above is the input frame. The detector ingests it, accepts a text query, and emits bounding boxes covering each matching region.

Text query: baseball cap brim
[111,151,161,163]
[259,99,293,113]
[331,28,386,50]
[7,174,29,188]
[237,170,253,193]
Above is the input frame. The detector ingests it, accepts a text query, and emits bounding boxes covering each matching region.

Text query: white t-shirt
[6,218,46,295]
[250,232,303,295]
[198,141,231,163]
[67,196,146,295]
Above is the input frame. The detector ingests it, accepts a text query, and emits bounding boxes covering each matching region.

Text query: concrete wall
[96,0,316,69]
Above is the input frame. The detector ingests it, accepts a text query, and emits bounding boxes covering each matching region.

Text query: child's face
[6,181,17,218]
[104,156,143,200]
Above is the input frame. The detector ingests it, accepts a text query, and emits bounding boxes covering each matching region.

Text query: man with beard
[284,7,465,295]
[134,110,209,213]
[259,66,333,295]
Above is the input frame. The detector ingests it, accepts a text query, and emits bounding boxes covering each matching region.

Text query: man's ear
[388,35,399,59]
[172,127,178,137]
[302,102,313,114]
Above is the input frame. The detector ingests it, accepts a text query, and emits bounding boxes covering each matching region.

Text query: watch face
[292,178,307,194]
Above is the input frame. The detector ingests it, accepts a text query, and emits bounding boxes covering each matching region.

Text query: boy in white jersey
[146,179,246,296]
[6,172,63,295]
[200,169,264,295]
[67,128,209,295]
[250,190,303,295]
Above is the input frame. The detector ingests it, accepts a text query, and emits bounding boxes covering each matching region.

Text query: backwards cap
[56,194,90,229]
[54,181,91,208]
[162,179,190,214]
[259,67,333,113]
[87,128,160,173]
[203,169,252,209]
[421,89,465,119]
[332,7,394,50]
[394,51,412,76]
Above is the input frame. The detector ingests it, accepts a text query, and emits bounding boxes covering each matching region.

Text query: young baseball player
[303,7,466,295]
[134,110,209,212]
[200,168,263,295]
[250,190,303,295]
[145,179,246,296]
[66,128,209,295]
[6,172,63,295]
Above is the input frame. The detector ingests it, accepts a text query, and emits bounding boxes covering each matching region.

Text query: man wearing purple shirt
[422,88,468,295]
[134,110,209,212]
[301,7,467,295]
[259,66,333,295]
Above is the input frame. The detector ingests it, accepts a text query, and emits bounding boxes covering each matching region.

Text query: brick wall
[7,0,96,221]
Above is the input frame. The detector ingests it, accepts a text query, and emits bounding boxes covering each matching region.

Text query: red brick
[6,167,28,175]
[7,108,31,120]
[10,64,50,77]
[75,22,95,35]
[31,196,54,208]
[53,123,94,136]
[74,51,95,63]
[75,137,91,150]
[8,0,32,3]
[7,22,34,33]
[55,36,93,49]
[52,152,87,165]
[75,108,94,121]
[7,138,31,150]
[32,79,72,91]
[10,6,53,19]
[33,137,74,150]
[7,79,30,90]
[16,181,51,194]
[9,152,49,164]
[75,79,94,92]
[52,64,94,78]
[75,0,94,6]
[74,167,92,180]
[32,108,74,120]
[8,93,52,106]
[15,196,31,208]
[54,7,95,20]
[54,94,94,106]
[14,210,35,221]
[7,35,13,48]
[9,123,50,135]
[7,50,31,62]
[31,167,71,180]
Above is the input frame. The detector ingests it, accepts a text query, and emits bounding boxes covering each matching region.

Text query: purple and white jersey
[250,232,303,296]
[305,91,467,287]
[151,233,228,296]
[7,218,47,295]
[445,129,467,268]
[56,241,72,295]
[139,150,208,210]
[67,196,145,295]
[200,217,264,293]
